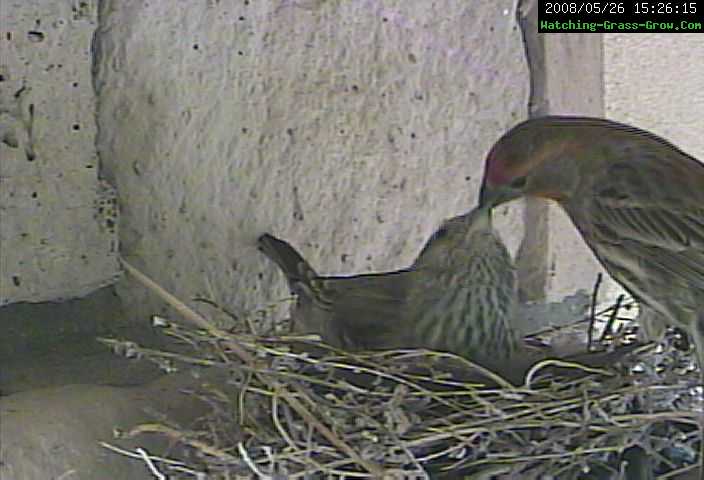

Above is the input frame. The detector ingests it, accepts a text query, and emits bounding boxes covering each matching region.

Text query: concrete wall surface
[93,0,536,326]
[604,34,704,160]
[0,0,614,326]
[514,3,612,307]
[0,1,120,306]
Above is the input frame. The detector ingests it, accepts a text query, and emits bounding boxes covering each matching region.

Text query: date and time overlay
[538,1,702,32]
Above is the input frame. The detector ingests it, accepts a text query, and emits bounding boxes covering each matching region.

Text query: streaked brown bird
[257,207,519,370]
[478,116,704,376]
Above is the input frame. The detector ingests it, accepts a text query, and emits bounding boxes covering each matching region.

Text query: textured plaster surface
[605,34,704,160]
[515,2,613,308]
[94,0,530,325]
[0,0,120,305]
[540,33,617,304]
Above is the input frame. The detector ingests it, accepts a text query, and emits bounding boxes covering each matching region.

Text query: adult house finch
[478,116,704,376]
[257,206,519,370]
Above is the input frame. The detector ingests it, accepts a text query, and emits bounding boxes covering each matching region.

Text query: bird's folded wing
[591,197,704,288]
[312,270,414,349]
[315,270,412,319]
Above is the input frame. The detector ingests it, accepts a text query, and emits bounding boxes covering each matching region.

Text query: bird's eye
[510,176,527,189]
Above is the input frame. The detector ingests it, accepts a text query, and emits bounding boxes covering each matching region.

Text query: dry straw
[101,259,702,479]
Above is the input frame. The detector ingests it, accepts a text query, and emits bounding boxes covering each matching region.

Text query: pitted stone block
[0,0,119,306]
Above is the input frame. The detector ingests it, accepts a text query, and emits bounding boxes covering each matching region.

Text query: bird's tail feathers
[257,234,317,290]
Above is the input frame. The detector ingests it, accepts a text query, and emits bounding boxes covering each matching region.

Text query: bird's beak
[478,182,521,209]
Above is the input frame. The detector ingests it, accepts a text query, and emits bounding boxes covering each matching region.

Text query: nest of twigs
[101,261,703,479]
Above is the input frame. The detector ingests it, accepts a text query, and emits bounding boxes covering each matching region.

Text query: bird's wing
[583,145,704,294]
[316,270,411,317]
[312,270,415,350]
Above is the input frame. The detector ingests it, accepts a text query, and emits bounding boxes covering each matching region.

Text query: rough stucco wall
[511,0,611,310]
[94,0,529,325]
[604,34,704,160]
[540,34,617,305]
[0,1,119,306]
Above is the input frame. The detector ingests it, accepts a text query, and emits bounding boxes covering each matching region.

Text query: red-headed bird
[478,116,704,376]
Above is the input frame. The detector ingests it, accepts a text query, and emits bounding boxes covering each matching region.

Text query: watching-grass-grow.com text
[540,19,702,31]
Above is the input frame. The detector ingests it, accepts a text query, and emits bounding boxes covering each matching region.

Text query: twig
[120,257,384,477]
[238,442,273,479]
[136,447,166,480]
[587,273,603,351]
[658,462,701,479]
[599,294,624,343]
[99,442,204,476]
[524,358,611,388]
[192,296,239,323]
[110,264,702,477]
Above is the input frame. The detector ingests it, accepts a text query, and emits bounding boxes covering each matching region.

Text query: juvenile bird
[478,116,704,376]
[257,207,518,370]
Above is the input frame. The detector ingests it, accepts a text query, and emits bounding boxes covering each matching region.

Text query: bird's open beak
[478,182,521,209]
